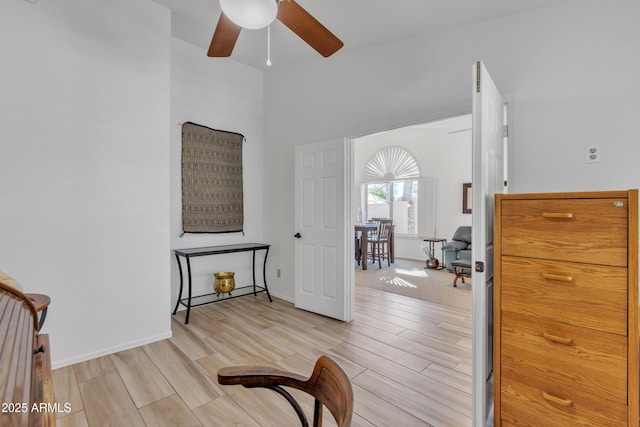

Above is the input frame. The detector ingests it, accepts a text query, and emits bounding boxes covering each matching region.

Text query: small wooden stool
[25,293,50,330]
[451,260,472,287]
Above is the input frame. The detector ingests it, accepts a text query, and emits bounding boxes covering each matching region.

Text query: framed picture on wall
[463,183,472,214]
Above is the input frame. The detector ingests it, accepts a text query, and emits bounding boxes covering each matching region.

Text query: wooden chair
[218,355,353,427]
[369,219,393,268]
[0,271,50,330]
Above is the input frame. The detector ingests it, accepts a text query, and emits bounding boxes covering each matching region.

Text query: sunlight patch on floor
[379,276,418,288]
[394,267,429,278]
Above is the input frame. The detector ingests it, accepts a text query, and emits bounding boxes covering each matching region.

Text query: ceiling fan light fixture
[219,0,278,30]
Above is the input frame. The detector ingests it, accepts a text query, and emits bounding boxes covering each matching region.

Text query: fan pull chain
[266,25,272,67]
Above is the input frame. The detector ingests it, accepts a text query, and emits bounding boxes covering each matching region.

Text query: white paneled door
[294,138,353,321]
[471,61,506,427]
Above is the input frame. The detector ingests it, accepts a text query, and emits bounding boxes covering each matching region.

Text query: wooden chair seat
[218,355,353,427]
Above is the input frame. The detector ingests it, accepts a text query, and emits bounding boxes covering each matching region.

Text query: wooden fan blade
[208,13,242,57]
[277,1,343,57]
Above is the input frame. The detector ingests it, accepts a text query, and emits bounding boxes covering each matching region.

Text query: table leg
[262,247,272,302]
[361,230,369,270]
[390,229,395,263]
[185,256,193,324]
[431,242,436,257]
[172,253,184,315]
[438,240,447,270]
[252,250,257,296]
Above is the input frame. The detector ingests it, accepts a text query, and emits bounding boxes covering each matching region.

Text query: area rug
[355,258,472,310]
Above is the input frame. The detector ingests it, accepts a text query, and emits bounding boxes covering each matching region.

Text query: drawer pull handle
[542,273,574,283]
[542,391,573,408]
[542,332,574,346]
[542,212,574,219]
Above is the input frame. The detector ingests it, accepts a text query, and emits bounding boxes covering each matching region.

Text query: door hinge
[476,62,481,93]
[503,124,509,138]
[475,261,485,273]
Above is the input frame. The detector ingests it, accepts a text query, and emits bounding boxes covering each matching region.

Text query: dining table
[355,222,395,270]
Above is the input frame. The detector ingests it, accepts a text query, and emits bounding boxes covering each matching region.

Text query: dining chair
[217,355,353,427]
[369,218,393,268]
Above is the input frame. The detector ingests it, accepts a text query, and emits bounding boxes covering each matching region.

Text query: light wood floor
[53,285,472,426]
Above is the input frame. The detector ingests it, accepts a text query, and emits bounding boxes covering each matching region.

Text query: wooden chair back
[376,218,393,240]
[218,355,353,427]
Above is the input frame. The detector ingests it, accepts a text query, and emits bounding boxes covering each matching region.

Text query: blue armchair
[442,226,472,272]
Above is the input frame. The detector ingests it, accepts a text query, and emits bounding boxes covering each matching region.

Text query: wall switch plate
[585,145,600,164]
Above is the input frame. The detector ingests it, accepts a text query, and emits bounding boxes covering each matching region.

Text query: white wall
[0,0,171,367]
[354,124,472,260]
[499,2,640,193]
[170,38,266,303]
[263,0,640,300]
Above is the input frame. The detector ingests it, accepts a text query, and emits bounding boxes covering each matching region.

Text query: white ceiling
[152,0,573,70]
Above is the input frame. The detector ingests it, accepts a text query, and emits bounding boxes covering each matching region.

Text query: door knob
[294,233,302,239]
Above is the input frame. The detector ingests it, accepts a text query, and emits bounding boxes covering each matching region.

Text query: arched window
[360,146,434,236]
[364,146,420,181]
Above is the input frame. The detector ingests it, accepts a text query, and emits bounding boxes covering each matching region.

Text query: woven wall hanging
[181,122,244,234]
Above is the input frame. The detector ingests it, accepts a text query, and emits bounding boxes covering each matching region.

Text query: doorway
[353,114,473,308]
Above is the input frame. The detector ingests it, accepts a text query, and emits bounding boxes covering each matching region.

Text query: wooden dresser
[0,281,55,427]
[494,190,638,426]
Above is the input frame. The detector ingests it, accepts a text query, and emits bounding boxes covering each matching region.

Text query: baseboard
[397,256,424,262]
[269,291,294,304]
[52,330,173,370]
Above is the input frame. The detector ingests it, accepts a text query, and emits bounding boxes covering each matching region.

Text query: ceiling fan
[208,0,343,59]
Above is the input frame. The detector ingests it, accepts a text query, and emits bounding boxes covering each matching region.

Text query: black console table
[172,243,272,324]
